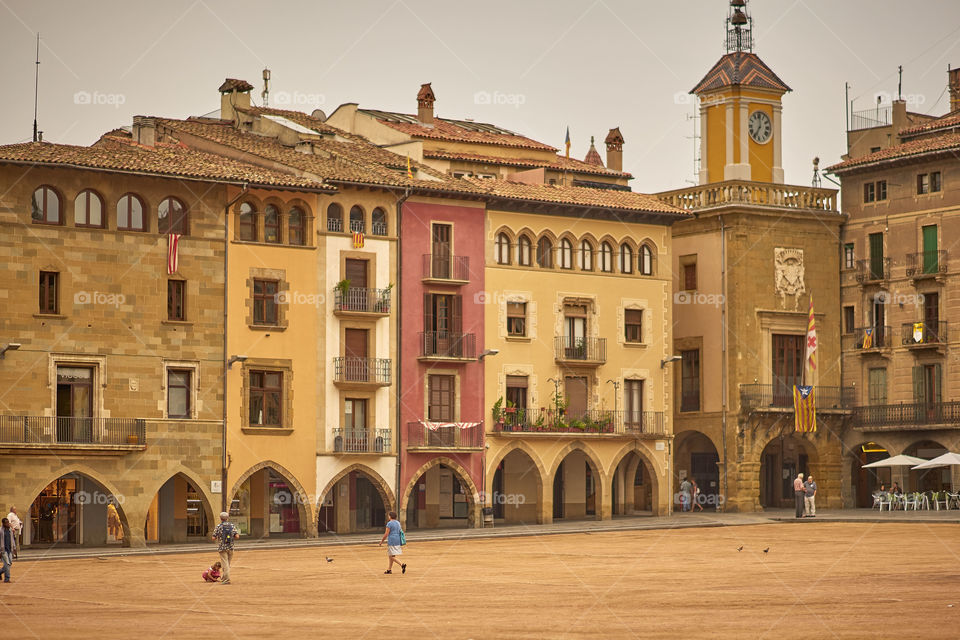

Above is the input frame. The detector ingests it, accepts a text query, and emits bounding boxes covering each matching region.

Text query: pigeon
[737,546,744,552]
[763,547,770,554]
[326,557,334,563]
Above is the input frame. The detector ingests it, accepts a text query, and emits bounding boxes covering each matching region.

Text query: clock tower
[692,0,790,184]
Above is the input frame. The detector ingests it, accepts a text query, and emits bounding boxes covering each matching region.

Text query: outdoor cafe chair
[903,493,921,511]
[933,492,950,511]
[878,493,894,512]
[871,492,883,510]
[949,493,960,510]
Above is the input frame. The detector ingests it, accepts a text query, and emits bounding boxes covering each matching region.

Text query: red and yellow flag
[406,156,413,179]
[793,385,816,432]
[804,295,817,384]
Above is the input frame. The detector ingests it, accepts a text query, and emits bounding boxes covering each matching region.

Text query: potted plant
[376,282,394,313]
[492,397,505,430]
[335,278,351,309]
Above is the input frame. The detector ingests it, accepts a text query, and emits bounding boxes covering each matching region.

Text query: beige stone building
[830,68,960,506]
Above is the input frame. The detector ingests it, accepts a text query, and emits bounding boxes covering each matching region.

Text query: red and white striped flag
[804,294,817,383]
[167,233,181,274]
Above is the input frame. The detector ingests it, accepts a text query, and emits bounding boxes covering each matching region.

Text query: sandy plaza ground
[1,522,959,639]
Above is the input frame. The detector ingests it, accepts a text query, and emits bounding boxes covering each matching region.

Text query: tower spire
[725,0,754,53]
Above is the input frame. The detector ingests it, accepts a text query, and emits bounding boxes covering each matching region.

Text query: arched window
[238,202,257,241]
[495,232,511,265]
[264,204,280,243]
[559,238,573,269]
[117,193,145,231]
[371,207,387,236]
[158,196,187,235]
[536,237,553,268]
[31,185,61,225]
[620,244,634,274]
[326,203,343,232]
[600,242,613,272]
[349,205,365,233]
[579,240,593,271]
[74,189,103,228]
[288,207,305,246]
[518,235,532,266]
[639,244,654,275]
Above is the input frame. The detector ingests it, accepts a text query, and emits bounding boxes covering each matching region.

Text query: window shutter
[451,295,462,334]
[912,366,924,405]
[934,364,942,404]
[424,293,433,332]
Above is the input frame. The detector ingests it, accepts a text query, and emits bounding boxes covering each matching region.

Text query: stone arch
[284,196,314,221]
[487,444,546,524]
[843,438,897,508]
[316,463,396,515]
[493,225,516,243]
[229,460,314,535]
[400,456,482,527]
[637,237,658,276]
[487,441,548,493]
[546,440,606,521]
[609,441,664,515]
[143,465,217,532]
[674,429,724,461]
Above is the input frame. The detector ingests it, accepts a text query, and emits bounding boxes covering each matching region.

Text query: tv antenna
[33,33,41,142]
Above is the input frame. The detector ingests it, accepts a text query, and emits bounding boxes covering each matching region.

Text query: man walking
[5,507,21,546]
[1,517,16,583]
[679,476,692,512]
[803,475,818,518]
[211,512,239,584]
[793,472,805,519]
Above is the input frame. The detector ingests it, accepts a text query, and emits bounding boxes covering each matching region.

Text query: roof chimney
[949,66,960,113]
[604,127,624,172]
[219,78,254,124]
[132,116,156,147]
[417,83,436,125]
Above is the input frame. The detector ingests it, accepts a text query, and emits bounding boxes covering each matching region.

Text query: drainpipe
[222,184,248,513]
[719,215,729,511]
[394,188,411,517]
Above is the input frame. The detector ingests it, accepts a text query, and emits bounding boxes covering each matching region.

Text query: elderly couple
[793,473,818,518]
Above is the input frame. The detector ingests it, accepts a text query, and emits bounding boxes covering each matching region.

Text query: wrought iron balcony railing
[739,384,855,411]
[901,321,948,346]
[493,409,665,436]
[333,357,392,385]
[554,336,606,364]
[332,428,391,453]
[854,402,960,429]
[905,250,947,278]
[0,416,146,445]
[349,219,365,234]
[422,254,470,282]
[855,258,891,283]
[371,221,388,236]
[419,332,477,359]
[406,421,483,449]
[851,326,892,349]
[327,217,343,232]
[333,287,392,314]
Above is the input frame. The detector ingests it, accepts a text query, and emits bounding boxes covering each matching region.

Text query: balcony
[855,258,890,284]
[849,326,892,351]
[422,254,470,284]
[333,287,391,316]
[854,402,960,431]
[554,336,606,365]
[406,421,483,451]
[901,321,947,349]
[332,428,391,454]
[419,331,476,361]
[371,221,388,236]
[656,180,837,213]
[492,409,665,437]
[327,217,343,233]
[349,220,365,234]
[739,384,854,413]
[0,416,146,451]
[332,357,392,387]
[906,250,947,280]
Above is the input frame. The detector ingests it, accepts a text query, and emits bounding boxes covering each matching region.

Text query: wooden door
[345,329,368,381]
[344,259,368,311]
[922,225,938,273]
[772,334,803,406]
[565,376,588,417]
[432,224,452,278]
[428,375,454,422]
[924,292,939,341]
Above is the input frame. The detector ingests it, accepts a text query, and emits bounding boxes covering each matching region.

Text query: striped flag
[804,295,817,383]
[352,231,364,248]
[167,233,181,275]
[407,155,413,179]
[861,327,873,349]
[793,385,816,432]
[564,126,571,158]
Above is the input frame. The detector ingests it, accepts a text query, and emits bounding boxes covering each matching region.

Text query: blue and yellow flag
[565,126,571,158]
[862,327,873,349]
[793,385,816,433]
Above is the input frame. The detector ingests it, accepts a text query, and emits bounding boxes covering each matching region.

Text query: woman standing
[691,477,704,512]
[378,511,406,575]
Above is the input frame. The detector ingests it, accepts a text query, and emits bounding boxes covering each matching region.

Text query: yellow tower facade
[693,0,790,185]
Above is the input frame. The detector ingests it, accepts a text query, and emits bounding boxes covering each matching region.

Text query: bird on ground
[763,547,770,553]
[737,546,743,552]
[326,557,334,563]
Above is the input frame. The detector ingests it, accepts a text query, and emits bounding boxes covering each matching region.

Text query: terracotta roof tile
[0,139,326,189]
[827,132,960,172]
[219,78,255,93]
[898,109,960,137]
[423,149,630,178]
[373,113,557,151]
[583,139,604,166]
[691,52,791,94]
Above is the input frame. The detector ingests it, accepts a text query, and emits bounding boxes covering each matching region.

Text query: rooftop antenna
[811,157,821,188]
[897,65,903,101]
[32,33,40,142]
[262,68,271,107]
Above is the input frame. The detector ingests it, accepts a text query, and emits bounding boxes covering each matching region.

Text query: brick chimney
[417,83,436,125]
[604,127,624,172]
[950,66,960,113]
[132,116,156,147]
[219,78,254,123]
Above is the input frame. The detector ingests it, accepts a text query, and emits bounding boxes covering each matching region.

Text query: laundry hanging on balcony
[419,421,481,431]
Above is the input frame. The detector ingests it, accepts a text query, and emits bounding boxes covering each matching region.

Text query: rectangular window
[167,280,186,321]
[868,368,887,405]
[625,379,644,425]
[876,180,887,201]
[428,374,455,421]
[868,232,884,279]
[680,349,700,412]
[253,279,279,325]
[249,370,283,427]
[56,365,94,442]
[922,225,939,274]
[39,271,59,314]
[843,306,855,334]
[345,398,366,430]
[917,173,930,194]
[507,302,526,337]
[505,375,528,410]
[683,263,697,291]
[863,182,875,203]
[772,334,803,404]
[843,243,855,269]
[167,369,192,419]
[624,309,643,343]
[930,171,941,193]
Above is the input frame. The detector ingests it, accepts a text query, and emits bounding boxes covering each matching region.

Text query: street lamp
[660,355,682,368]
[227,354,248,369]
[606,379,620,416]
[0,343,21,359]
[478,348,499,361]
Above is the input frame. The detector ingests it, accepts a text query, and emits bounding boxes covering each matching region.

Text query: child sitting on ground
[202,561,222,582]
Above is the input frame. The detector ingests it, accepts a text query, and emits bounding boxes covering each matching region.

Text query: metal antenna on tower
[262,68,271,107]
[32,33,40,142]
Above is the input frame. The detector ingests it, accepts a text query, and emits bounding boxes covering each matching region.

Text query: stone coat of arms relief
[775,248,805,311]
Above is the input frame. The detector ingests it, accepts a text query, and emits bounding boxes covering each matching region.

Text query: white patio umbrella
[911,452,960,469]
[862,454,928,468]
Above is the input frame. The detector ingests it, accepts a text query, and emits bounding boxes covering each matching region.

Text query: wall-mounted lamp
[660,355,682,368]
[227,354,248,369]
[0,343,21,359]
[478,348,500,361]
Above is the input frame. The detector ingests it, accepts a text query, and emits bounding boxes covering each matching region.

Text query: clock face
[748,110,772,144]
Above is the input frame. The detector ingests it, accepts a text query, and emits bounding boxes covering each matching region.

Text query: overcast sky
[2,0,958,193]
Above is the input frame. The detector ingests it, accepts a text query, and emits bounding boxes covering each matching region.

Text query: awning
[912,452,960,469]
[862,454,928,468]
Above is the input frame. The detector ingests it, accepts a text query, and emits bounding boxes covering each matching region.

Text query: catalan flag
[352,231,364,248]
[861,327,873,349]
[564,126,571,158]
[407,155,413,179]
[167,233,181,275]
[793,385,816,432]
